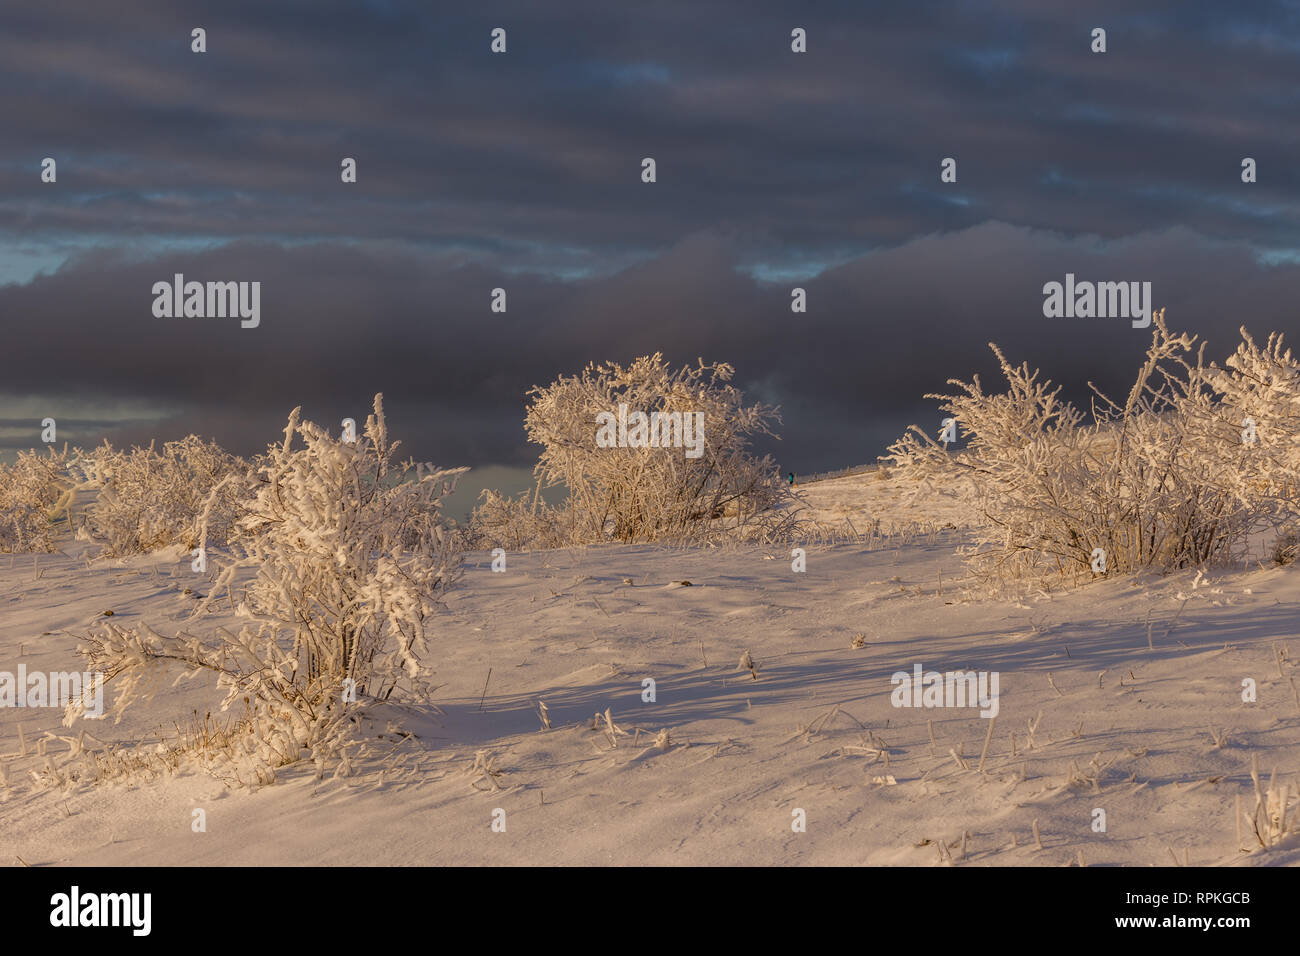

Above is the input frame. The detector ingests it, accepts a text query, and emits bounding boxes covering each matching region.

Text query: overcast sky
[3,0,1300,510]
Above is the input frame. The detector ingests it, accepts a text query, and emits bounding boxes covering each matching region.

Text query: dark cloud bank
[4,225,1299,474]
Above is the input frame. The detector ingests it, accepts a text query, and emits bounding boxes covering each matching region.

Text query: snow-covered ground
[794,466,977,536]
[3,472,1299,866]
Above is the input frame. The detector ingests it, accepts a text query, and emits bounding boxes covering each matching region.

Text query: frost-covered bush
[883,312,1278,586]
[77,395,467,782]
[208,395,467,697]
[467,487,568,551]
[1209,327,1300,516]
[1271,526,1300,567]
[75,622,358,786]
[522,353,794,544]
[0,446,74,552]
[75,436,248,555]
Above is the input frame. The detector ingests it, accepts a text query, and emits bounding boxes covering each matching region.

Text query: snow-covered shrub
[0,446,75,552]
[210,395,468,697]
[75,622,354,785]
[1270,526,1300,567]
[883,312,1271,586]
[1208,327,1300,518]
[467,487,568,551]
[76,436,248,555]
[522,353,793,543]
[75,395,467,782]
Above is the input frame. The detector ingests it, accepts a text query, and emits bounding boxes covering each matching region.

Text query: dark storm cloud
[3,1,1300,476]
[3,225,1300,474]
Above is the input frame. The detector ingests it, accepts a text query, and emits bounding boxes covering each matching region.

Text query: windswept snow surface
[2,473,1299,866]
[794,466,977,536]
